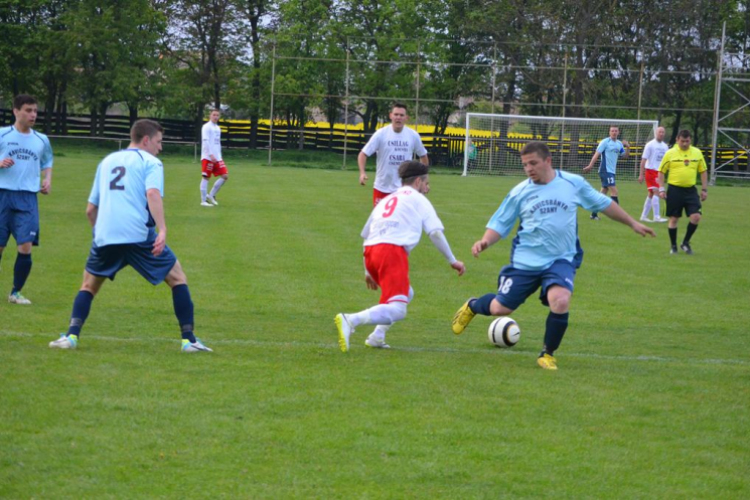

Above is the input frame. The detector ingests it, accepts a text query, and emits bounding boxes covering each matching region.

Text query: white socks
[651,195,661,219]
[641,195,662,220]
[200,178,209,202]
[641,196,651,219]
[347,302,408,328]
[210,177,226,197]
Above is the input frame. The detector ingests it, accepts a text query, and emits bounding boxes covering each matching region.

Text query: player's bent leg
[163,261,210,352]
[164,260,188,288]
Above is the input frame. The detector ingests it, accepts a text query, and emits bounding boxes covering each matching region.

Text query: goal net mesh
[463,113,658,180]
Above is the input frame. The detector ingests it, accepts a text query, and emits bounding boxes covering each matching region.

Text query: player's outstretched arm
[582,151,600,173]
[428,230,464,276]
[602,202,656,237]
[357,152,369,185]
[146,188,167,256]
[472,229,501,257]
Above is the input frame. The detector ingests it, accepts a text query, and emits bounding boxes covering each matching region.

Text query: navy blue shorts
[0,189,39,247]
[85,236,177,285]
[599,171,616,188]
[495,259,577,310]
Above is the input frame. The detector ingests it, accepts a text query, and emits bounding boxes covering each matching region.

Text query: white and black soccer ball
[488,317,520,348]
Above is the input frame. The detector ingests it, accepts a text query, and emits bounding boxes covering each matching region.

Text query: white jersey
[642,139,669,171]
[361,185,444,254]
[361,125,428,193]
[201,121,222,161]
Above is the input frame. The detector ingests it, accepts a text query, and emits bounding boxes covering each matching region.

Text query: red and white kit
[201,121,228,177]
[642,138,669,190]
[361,125,428,204]
[361,185,444,303]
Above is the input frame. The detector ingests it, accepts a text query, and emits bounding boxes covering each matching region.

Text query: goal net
[463,113,658,179]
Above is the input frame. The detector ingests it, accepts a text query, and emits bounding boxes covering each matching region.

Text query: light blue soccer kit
[486,170,612,309]
[596,137,625,187]
[0,126,53,246]
[86,148,176,284]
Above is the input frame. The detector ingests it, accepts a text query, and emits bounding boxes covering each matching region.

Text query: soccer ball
[488,317,520,348]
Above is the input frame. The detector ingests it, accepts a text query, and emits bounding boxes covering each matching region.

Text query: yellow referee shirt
[659,145,707,187]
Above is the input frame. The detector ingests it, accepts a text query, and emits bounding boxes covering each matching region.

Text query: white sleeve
[201,124,211,158]
[642,142,652,162]
[361,129,382,157]
[360,212,374,240]
[413,130,428,157]
[428,230,457,264]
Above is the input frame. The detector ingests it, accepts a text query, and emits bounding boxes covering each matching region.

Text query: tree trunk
[128,103,138,125]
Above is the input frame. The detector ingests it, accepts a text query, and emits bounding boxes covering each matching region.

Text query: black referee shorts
[666,185,702,217]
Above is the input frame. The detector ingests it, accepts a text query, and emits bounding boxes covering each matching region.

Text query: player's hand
[210,155,217,162]
[451,261,466,276]
[637,174,644,184]
[40,179,51,195]
[632,222,656,237]
[359,172,368,185]
[701,190,708,202]
[659,191,666,200]
[622,140,630,148]
[0,158,14,168]
[152,231,166,256]
[365,274,378,290]
[582,165,592,174]
[471,240,490,258]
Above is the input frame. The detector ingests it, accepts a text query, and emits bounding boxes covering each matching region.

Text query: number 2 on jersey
[109,166,126,190]
[382,197,398,218]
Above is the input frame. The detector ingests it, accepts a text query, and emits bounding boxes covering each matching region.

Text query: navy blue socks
[611,196,619,204]
[172,284,196,343]
[12,253,32,294]
[68,291,94,337]
[469,293,496,315]
[543,311,569,355]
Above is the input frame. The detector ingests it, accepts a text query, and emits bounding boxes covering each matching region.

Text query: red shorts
[202,159,228,178]
[645,169,659,190]
[364,244,410,304]
[373,188,392,207]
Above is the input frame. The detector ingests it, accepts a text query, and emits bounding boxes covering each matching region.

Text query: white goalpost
[463,113,658,178]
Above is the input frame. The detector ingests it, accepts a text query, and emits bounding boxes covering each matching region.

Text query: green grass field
[2,146,749,498]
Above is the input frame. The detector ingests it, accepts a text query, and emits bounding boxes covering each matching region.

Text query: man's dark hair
[677,129,692,139]
[520,141,551,160]
[211,108,221,114]
[399,160,428,184]
[391,102,408,113]
[13,94,37,110]
[131,119,164,143]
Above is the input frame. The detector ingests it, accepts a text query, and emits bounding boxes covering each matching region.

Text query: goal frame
[463,113,659,176]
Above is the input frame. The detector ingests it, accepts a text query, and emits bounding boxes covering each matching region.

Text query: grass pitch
[1,147,749,498]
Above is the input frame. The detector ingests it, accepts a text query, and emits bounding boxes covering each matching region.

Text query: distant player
[200,109,228,207]
[49,119,211,352]
[657,129,708,255]
[638,126,668,222]
[335,161,465,351]
[0,94,53,305]
[358,103,428,207]
[451,142,654,370]
[582,125,630,220]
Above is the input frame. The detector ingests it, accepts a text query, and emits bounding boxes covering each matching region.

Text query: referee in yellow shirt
[657,129,708,255]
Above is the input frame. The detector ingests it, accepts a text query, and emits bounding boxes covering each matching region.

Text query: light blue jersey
[487,170,612,271]
[596,137,625,175]
[88,148,164,247]
[0,126,53,193]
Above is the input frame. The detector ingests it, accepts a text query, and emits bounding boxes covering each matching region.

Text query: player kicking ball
[451,141,654,370]
[335,161,465,351]
[49,120,211,353]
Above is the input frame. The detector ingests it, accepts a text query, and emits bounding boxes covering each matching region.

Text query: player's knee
[690,213,701,224]
[222,174,229,181]
[389,301,408,322]
[548,292,571,313]
[17,243,32,254]
[489,299,513,316]
[166,261,188,287]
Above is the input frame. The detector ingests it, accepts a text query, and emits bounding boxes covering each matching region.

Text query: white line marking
[3,330,748,367]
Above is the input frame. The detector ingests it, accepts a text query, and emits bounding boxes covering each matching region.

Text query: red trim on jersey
[373,188,392,207]
[364,243,410,304]
[201,159,229,178]
[645,169,659,190]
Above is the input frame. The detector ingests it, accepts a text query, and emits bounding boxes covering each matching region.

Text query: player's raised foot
[206,194,219,206]
[653,216,667,222]
[670,245,678,255]
[452,298,476,335]
[181,338,213,353]
[365,335,391,349]
[680,242,693,255]
[590,214,600,221]
[537,352,558,370]
[200,201,214,207]
[49,334,78,349]
[335,313,353,352]
[8,291,31,305]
